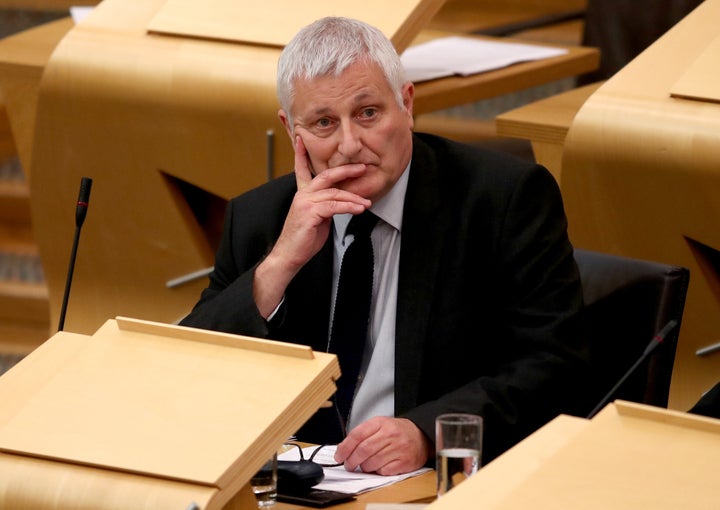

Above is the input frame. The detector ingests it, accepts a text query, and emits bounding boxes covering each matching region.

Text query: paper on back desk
[400,36,568,83]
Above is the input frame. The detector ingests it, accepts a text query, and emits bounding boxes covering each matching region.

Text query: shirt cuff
[266,296,285,322]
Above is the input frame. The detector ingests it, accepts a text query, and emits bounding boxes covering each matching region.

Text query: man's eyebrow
[352,92,379,105]
[310,107,333,117]
[304,92,380,118]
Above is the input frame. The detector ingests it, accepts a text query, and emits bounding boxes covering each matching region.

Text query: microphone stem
[57,224,82,332]
[586,320,678,419]
[587,352,649,419]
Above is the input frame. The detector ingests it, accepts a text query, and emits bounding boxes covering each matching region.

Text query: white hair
[276,17,407,116]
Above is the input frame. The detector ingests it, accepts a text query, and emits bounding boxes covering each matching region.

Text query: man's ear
[278,109,294,140]
[402,82,415,128]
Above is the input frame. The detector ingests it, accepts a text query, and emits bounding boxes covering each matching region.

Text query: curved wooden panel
[562,0,720,410]
[0,452,222,510]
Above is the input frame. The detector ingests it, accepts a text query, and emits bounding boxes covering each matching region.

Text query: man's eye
[316,118,332,128]
[360,108,377,119]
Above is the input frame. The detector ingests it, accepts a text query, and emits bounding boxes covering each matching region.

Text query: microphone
[586,319,678,419]
[57,177,93,332]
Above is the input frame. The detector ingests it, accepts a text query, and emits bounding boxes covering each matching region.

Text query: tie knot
[347,210,379,239]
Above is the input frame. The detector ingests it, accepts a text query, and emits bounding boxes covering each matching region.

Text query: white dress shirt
[329,164,410,432]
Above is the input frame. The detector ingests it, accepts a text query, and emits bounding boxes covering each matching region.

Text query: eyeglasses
[283,442,343,468]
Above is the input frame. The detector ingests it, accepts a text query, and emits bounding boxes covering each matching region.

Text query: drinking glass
[250,452,278,508]
[435,413,483,497]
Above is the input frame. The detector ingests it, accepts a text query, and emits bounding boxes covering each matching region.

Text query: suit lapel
[395,135,449,413]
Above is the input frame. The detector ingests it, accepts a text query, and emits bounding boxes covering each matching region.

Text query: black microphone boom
[586,319,678,419]
[57,177,93,332]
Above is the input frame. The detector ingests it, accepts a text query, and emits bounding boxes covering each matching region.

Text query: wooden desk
[279,413,586,510]
[277,471,436,510]
[411,30,598,115]
[495,81,601,181]
[427,403,720,510]
[428,0,585,35]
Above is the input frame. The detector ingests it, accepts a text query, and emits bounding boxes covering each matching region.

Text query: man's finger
[294,136,314,189]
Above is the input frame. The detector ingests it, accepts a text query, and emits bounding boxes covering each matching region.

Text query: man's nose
[337,123,363,158]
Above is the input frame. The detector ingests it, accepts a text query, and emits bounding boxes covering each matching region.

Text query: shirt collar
[334,160,410,238]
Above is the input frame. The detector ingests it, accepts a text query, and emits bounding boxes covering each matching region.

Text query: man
[180,17,586,476]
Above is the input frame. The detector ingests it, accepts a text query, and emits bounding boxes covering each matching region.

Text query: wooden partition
[561,0,720,410]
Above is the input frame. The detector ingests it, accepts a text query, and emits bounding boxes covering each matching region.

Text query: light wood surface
[148,0,446,53]
[426,414,588,510]
[0,450,225,510]
[428,0,585,34]
[0,0,598,337]
[0,16,74,175]
[0,1,96,7]
[0,317,340,509]
[561,0,720,410]
[495,81,601,181]
[425,402,720,509]
[670,33,720,103]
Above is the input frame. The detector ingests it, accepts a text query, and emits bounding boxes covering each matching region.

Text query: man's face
[279,60,415,202]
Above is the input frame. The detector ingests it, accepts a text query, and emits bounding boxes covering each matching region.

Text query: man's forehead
[291,66,391,113]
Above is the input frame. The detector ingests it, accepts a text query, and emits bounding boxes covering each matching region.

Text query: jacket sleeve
[178,199,272,338]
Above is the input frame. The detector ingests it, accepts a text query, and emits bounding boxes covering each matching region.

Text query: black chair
[574,249,690,417]
[578,0,703,85]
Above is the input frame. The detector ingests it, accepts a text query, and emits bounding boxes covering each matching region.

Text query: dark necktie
[329,210,379,425]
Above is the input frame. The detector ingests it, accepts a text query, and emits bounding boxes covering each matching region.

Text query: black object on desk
[277,489,356,508]
[277,459,325,494]
[276,459,355,507]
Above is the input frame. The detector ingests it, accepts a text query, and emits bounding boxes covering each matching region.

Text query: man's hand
[333,417,432,475]
[253,136,371,317]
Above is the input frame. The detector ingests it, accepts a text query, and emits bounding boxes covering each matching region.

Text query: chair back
[574,249,690,415]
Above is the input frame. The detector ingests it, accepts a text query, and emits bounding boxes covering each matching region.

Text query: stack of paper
[401,36,568,83]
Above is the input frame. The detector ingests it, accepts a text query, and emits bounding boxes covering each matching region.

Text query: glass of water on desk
[251,452,278,507]
[435,413,483,497]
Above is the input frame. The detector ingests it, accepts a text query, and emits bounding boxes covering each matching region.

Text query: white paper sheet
[400,36,569,83]
[279,445,432,495]
[70,6,94,24]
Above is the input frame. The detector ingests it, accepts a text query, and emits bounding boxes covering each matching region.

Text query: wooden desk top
[495,81,602,145]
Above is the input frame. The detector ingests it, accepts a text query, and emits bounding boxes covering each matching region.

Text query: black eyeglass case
[277,459,325,494]
[277,489,356,507]
[276,460,355,507]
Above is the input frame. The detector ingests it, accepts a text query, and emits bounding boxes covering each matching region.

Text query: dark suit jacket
[180,132,587,463]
